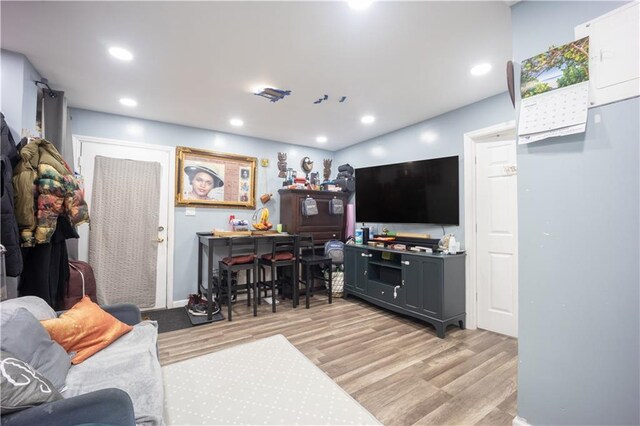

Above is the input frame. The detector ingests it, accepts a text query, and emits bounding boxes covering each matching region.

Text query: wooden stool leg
[226,269,232,321]
[253,266,258,317]
[271,264,276,312]
[293,261,299,308]
[328,263,333,304]
[306,264,311,309]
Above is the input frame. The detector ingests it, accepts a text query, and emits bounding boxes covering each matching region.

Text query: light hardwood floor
[158,295,518,425]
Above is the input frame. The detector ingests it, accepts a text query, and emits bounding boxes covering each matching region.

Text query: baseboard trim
[513,415,531,426]
[172,299,188,308]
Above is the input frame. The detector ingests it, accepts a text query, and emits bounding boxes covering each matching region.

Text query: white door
[475,138,518,337]
[75,136,173,310]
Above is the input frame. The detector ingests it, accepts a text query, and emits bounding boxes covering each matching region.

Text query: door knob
[154,237,165,243]
[401,260,410,265]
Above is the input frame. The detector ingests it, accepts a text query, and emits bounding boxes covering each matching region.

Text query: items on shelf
[323,159,332,181]
[335,163,355,193]
[277,153,287,178]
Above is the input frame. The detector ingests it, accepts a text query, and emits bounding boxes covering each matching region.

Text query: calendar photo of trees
[520,36,589,99]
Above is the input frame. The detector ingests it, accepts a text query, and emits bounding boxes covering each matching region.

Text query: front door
[76,136,173,310]
[475,138,518,337]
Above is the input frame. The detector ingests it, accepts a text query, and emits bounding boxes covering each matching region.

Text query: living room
[1,1,638,425]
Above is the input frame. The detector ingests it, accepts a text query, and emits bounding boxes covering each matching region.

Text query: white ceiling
[1,1,512,151]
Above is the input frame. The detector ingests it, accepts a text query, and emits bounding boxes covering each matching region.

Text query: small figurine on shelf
[323,159,332,182]
[309,172,319,189]
[277,152,287,178]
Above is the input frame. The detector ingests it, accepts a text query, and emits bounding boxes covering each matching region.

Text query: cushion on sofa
[63,321,163,425]
[41,296,133,365]
[0,296,57,320]
[0,351,63,414]
[0,308,71,391]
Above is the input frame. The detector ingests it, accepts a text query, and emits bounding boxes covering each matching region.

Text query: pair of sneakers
[187,293,220,316]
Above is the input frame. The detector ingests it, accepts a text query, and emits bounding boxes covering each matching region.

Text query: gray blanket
[62,321,164,426]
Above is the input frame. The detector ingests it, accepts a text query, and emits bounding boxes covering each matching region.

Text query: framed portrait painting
[175,147,257,208]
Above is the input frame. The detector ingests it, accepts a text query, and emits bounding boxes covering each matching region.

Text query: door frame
[72,134,176,309]
[463,120,516,330]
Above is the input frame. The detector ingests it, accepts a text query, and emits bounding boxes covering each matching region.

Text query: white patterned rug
[162,334,380,425]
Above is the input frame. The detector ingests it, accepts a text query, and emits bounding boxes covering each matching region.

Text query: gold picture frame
[175,146,257,208]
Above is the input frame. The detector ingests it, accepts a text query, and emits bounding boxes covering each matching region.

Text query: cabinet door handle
[401,260,410,265]
[361,253,367,257]
[364,270,367,276]
[401,279,405,286]
[394,285,400,299]
[367,254,373,258]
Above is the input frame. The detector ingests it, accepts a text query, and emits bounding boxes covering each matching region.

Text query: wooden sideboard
[278,189,349,245]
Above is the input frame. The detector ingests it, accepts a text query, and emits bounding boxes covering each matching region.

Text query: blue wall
[1,49,40,141]
[334,92,514,243]
[68,108,334,303]
[512,2,639,425]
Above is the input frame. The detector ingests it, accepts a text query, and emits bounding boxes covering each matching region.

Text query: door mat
[143,307,223,333]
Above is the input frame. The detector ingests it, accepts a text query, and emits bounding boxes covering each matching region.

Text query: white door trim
[463,120,516,330]
[71,134,176,309]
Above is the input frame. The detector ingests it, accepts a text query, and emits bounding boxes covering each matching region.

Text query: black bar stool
[296,233,332,309]
[258,236,298,312]
[218,237,258,321]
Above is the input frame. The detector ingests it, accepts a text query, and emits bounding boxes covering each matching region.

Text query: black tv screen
[355,156,459,225]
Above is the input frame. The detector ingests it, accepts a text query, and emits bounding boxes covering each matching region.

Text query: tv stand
[344,244,465,338]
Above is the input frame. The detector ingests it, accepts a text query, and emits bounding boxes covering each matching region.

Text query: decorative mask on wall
[277,152,287,178]
[301,157,314,176]
[323,159,332,181]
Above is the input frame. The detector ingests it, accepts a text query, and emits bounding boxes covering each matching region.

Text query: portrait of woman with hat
[184,164,224,200]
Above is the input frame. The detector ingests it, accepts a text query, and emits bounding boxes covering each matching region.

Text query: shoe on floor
[187,300,221,316]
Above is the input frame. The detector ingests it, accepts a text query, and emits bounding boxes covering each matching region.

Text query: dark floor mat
[143,306,224,333]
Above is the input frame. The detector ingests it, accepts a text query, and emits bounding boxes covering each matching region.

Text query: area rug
[162,334,380,425]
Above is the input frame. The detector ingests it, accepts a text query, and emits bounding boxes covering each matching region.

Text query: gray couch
[0,296,164,425]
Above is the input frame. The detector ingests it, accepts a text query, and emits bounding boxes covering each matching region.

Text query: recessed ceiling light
[230,118,244,127]
[108,47,133,61]
[470,63,492,76]
[119,97,137,107]
[348,0,373,10]
[316,136,328,143]
[361,115,375,124]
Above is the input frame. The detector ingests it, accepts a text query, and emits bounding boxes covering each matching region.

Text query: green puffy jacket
[13,138,89,247]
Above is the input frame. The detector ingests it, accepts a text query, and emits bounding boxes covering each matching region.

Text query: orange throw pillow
[41,296,133,364]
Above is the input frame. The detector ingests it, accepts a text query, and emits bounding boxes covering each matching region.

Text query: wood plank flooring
[158,295,518,425]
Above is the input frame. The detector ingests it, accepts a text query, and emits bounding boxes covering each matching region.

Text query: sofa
[0,296,164,425]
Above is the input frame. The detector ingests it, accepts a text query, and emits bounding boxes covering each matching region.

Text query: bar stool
[218,237,258,321]
[258,236,298,312]
[297,233,333,309]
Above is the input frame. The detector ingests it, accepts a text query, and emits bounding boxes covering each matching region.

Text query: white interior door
[475,138,518,337]
[75,136,172,310]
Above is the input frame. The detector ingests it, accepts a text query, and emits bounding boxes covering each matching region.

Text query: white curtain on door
[89,156,161,308]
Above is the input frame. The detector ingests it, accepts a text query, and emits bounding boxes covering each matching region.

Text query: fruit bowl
[252,207,272,230]
[252,222,273,231]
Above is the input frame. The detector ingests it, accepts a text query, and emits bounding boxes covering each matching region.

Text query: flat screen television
[355,156,459,225]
